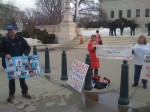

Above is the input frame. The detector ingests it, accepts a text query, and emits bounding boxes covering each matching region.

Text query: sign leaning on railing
[141,55,150,80]
[96,45,133,60]
[5,55,42,80]
[67,60,89,93]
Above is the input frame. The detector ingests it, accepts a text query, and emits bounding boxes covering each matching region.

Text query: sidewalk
[0,47,150,112]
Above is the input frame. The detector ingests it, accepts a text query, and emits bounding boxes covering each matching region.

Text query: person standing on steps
[96,30,103,45]
[130,20,136,36]
[147,22,150,36]
[120,21,124,36]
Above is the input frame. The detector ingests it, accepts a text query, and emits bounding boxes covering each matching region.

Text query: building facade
[100,0,150,28]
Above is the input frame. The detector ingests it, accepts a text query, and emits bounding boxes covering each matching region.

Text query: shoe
[132,83,138,87]
[91,75,101,81]
[22,93,31,99]
[7,95,15,102]
[143,85,147,89]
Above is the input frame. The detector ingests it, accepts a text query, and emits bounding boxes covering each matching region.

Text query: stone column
[75,0,79,22]
[58,0,77,44]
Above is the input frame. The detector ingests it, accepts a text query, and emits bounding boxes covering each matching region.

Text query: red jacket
[88,40,100,69]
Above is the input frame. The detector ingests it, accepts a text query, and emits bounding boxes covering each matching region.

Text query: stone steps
[74,37,150,49]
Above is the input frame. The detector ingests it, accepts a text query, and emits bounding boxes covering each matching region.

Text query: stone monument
[57,0,77,44]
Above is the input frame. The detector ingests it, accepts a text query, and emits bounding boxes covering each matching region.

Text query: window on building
[127,9,131,18]
[145,9,149,17]
[119,10,122,18]
[136,9,140,17]
[110,10,114,18]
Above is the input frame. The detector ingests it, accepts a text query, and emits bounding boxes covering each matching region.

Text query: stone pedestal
[58,0,77,44]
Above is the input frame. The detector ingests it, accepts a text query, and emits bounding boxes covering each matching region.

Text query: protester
[96,30,103,45]
[0,25,31,102]
[88,35,100,75]
[132,35,150,89]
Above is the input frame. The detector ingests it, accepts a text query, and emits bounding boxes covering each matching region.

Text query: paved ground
[0,37,150,112]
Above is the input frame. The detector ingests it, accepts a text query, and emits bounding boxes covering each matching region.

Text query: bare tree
[23,8,36,35]
[71,0,108,27]
[35,0,65,25]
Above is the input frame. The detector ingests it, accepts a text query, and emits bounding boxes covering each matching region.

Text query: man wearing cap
[0,25,31,102]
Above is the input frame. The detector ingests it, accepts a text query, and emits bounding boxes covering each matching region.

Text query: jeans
[134,65,147,85]
[9,78,28,95]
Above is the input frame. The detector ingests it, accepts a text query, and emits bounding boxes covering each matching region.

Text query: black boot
[132,82,138,87]
[143,84,147,89]
[7,95,15,102]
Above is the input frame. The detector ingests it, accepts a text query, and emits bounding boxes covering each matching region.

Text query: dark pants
[99,40,103,45]
[130,29,135,36]
[9,78,28,95]
[134,65,147,85]
[113,29,116,36]
[91,68,98,75]
[120,28,123,36]
[148,30,150,36]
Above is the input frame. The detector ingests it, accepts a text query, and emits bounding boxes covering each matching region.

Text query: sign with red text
[141,55,150,80]
[96,45,133,60]
[67,60,89,93]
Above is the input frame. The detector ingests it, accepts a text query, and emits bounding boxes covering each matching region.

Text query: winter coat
[96,33,102,42]
[0,35,31,68]
[88,40,100,69]
[148,23,150,31]
[130,22,136,29]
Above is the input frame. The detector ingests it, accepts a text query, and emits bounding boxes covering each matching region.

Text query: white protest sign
[96,45,133,60]
[67,60,89,93]
[141,55,150,80]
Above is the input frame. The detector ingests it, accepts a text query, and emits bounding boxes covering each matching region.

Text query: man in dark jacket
[120,22,124,36]
[147,22,150,36]
[130,20,136,36]
[0,25,31,102]
[112,21,117,36]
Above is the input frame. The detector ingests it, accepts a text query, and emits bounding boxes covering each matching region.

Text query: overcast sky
[2,0,36,11]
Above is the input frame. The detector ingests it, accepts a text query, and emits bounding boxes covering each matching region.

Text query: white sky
[2,0,36,11]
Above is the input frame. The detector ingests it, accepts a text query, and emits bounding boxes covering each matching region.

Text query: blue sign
[5,55,42,80]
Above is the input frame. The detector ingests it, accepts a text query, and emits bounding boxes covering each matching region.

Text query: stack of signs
[5,55,42,80]
[67,60,89,93]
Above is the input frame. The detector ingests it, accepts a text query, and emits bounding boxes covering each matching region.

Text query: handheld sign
[96,45,133,60]
[5,55,42,80]
[141,55,150,80]
[67,60,89,93]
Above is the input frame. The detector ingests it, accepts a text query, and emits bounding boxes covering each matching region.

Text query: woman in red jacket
[88,35,100,75]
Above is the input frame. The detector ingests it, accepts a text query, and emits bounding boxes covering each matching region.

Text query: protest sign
[96,45,133,60]
[5,55,42,80]
[67,60,89,93]
[141,55,150,80]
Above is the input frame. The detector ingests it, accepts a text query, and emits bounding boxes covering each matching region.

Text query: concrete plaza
[0,37,150,112]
